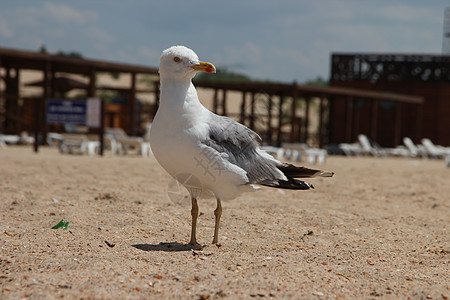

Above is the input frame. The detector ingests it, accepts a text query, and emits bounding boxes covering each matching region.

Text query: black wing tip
[278,163,334,179]
[262,178,314,190]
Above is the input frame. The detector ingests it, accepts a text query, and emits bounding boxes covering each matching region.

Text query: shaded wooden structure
[1,47,424,152]
[192,81,423,147]
[330,53,450,146]
[0,46,158,152]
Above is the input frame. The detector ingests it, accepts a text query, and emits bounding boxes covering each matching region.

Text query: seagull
[150,45,334,246]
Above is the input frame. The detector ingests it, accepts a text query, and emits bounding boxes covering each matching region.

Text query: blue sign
[46,99,87,125]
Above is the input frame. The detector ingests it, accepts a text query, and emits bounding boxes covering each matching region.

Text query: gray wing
[204,114,283,184]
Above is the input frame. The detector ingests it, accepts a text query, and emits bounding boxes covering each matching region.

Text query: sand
[0,146,448,299]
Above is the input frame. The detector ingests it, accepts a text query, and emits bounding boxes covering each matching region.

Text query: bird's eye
[173,57,181,63]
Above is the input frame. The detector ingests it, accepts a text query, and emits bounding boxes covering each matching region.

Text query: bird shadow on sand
[131,242,204,252]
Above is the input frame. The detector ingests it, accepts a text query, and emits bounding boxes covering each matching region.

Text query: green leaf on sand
[51,219,69,230]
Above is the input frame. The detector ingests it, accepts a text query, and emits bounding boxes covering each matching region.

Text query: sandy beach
[0,146,448,299]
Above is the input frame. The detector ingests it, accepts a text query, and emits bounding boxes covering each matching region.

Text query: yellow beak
[190,61,216,74]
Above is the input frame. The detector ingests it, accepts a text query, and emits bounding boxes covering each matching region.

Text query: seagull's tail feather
[261,178,313,190]
[277,163,334,179]
[259,163,333,191]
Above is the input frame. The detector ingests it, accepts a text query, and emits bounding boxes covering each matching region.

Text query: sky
[1,1,450,83]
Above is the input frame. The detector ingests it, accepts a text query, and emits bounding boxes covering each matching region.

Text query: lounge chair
[358,134,382,156]
[403,137,428,158]
[339,142,364,156]
[421,138,450,159]
[0,135,7,148]
[282,143,328,164]
[60,134,99,155]
[47,132,63,147]
[105,128,151,157]
[0,134,20,145]
[358,134,410,157]
[0,133,34,146]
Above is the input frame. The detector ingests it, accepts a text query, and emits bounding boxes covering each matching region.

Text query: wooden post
[51,69,56,97]
[15,68,21,133]
[345,96,353,142]
[277,94,284,146]
[88,68,96,97]
[267,94,273,144]
[129,72,136,135]
[370,99,379,142]
[290,87,298,142]
[327,96,334,145]
[34,62,51,153]
[353,99,360,141]
[213,89,218,114]
[221,89,227,115]
[318,96,325,148]
[99,98,105,156]
[304,96,310,144]
[249,92,255,130]
[394,102,402,147]
[416,104,423,143]
[88,67,104,156]
[240,91,246,124]
[33,97,40,153]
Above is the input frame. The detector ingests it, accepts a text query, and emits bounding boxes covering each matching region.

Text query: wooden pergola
[0,47,158,153]
[331,53,450,146]
[1,46,424,153]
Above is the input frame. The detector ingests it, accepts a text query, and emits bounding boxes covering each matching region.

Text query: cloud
[0,2,114,54]
[85,27,116,44]
[378,4,441,24]
[0,1,447,83]
[137,47,160,62]
[43,2,98,25]
[0,19,13,38]
[224,43,262,66]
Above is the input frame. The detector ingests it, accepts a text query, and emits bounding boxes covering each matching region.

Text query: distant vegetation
[38,45,119,80]
[38,45,328,85]
[39,45,83,59]
[304,76,328,86]
[195,67,253,83]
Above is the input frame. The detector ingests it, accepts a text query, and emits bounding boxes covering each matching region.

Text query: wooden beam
[0,46,159,75]
[195,80,423,104]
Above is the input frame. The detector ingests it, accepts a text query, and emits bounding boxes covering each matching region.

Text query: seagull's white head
[159,45,216,81]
